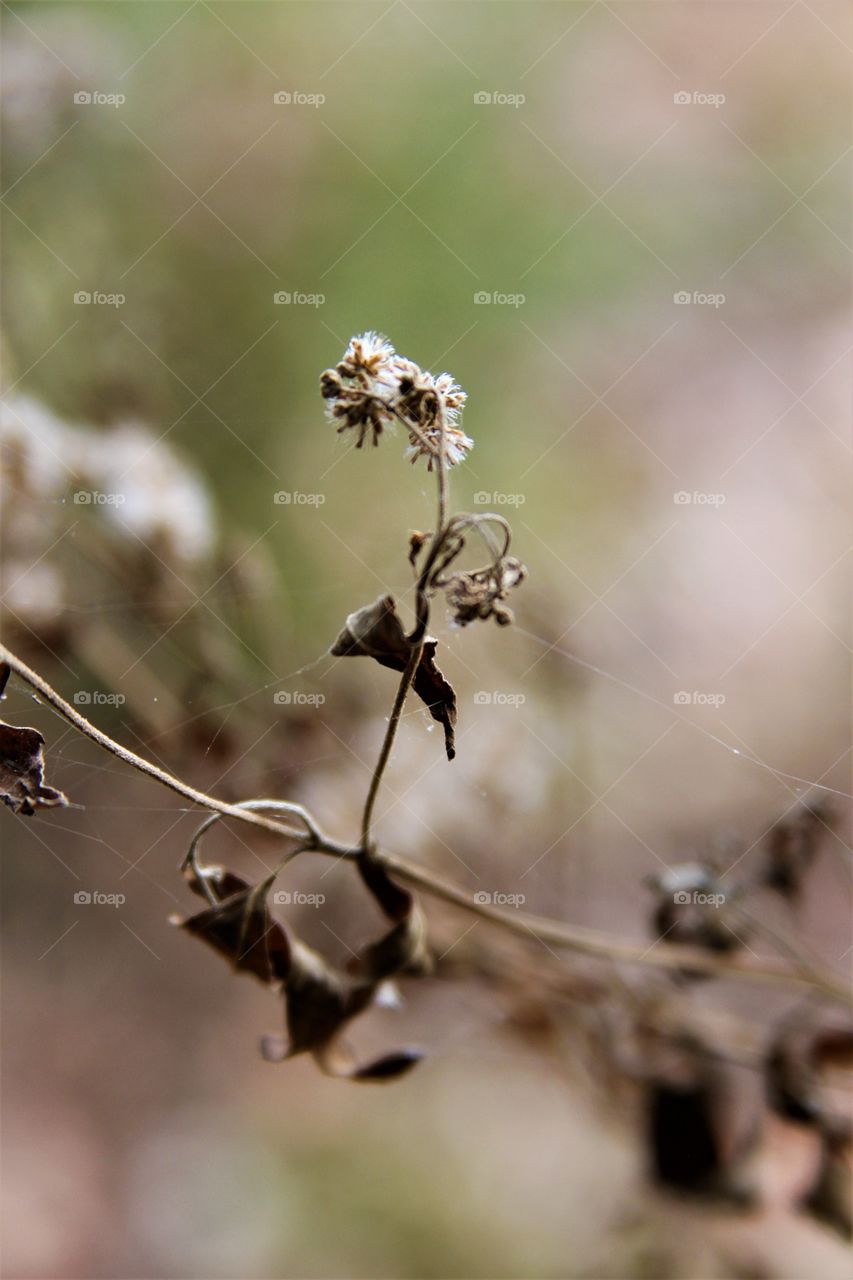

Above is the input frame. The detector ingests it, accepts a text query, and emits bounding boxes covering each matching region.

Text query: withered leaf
[276,1037,422,1082]
[331,595,456,760]
[0,721,69,816]
[354,854,432,979]
[356,909,432,981]
[265,917,424,1081]
[331,594,407,661]
[350,1049,422,1082]
[179,857,427,1084]
[278,934,374,1056]
[173,875,290,984]
[357,853,413,921]
[412,641,456,762]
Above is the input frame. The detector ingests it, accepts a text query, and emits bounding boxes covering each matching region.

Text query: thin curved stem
[183,799,324,902]
[0,644,351,855]
[378,850,852,1004]
[359,637,424,851]
[2,641,849,1003]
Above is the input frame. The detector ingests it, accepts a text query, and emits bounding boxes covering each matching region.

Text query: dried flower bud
[408,530,430,569]
[646,863,742,966]
[337,331,397,380]
[319,369,342,399]
[445,556,526,627]
[405,422,474,471]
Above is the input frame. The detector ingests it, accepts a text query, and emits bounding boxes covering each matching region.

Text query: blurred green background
[2,2,851,1277]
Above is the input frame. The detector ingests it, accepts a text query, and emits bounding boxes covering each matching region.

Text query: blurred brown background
[1,1,851,1276]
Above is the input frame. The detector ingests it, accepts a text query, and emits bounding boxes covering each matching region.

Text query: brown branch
[0,643,354,857]
[2,641,850,1004]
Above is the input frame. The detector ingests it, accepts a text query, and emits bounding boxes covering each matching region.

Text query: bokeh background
[1,2,851,1277]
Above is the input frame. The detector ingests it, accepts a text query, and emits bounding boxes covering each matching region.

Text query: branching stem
[2,642,849,1005]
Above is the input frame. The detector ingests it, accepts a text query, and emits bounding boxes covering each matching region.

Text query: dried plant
[1,335,850,1232]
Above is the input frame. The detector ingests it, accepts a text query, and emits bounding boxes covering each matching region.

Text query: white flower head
[338,331,396,380]
[405,424,474,471]
[321,333,472,467]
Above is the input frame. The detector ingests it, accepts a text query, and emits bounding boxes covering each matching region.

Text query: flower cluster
[320,332,473,468]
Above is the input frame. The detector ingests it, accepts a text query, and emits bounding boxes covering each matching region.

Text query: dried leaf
[172,875,290,984]
[357,853,414,921]
[350,1049,423,1081]
[411,640,456,761]
[354,854,433,979]
[278,934,374,1056]
[268,910,425,1079]
[357,909,432,981]
[331,594,407,662]
[179,856,427,1083]
[269,936,424,1080]
[331,595,457,759]
[0,721,69,816]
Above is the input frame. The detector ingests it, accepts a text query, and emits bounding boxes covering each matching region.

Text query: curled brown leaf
[331,595,456,759]
[177,856,427,1082]
[172,873,289,984]
[0,720,69,816]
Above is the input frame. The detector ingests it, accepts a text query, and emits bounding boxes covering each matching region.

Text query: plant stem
[2,640,849,1003]
[359,637,423,851]
[379,850,852,1003]
[358,412,449,852]
[0,644,350,855]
